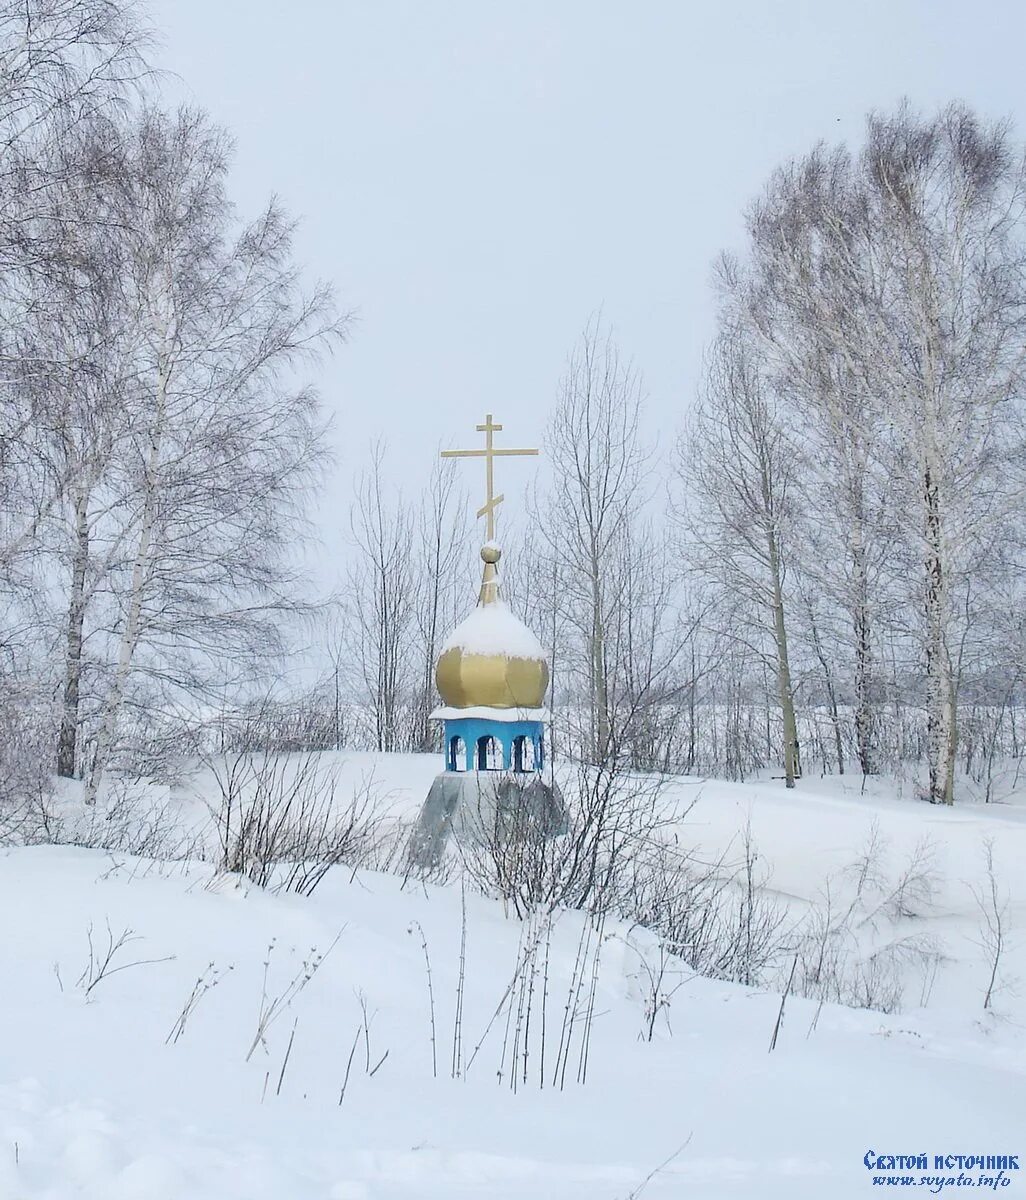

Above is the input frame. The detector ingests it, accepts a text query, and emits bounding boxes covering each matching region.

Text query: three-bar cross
[440,414,538,541]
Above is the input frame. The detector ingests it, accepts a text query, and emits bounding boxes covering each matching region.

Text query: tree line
[686,101,1026,804]
[0,1,345,807]
[1,3,1022,810]
[323,104,1026,806]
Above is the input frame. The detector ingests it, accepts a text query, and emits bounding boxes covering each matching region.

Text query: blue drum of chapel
[442,716,545,773]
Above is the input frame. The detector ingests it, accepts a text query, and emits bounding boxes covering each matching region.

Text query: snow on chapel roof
[434,543,550,710]
[441,597,545,660]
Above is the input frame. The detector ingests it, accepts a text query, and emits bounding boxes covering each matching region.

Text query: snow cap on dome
[441,597,545,659]
[434,544,549,710]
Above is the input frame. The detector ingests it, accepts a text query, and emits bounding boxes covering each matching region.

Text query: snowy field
[1,755,1024,1199]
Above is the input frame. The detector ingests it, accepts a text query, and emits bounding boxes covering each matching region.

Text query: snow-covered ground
[2,755,1024,1198]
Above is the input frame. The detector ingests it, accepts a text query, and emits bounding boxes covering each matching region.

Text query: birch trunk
[918,267,957,805]
[851,531,875,776]
[805,595,844,774]
[589,552,609,764]
[768,532,799,787]
[922,451,956,805]
[56,488,90,778]
[84,348,169,805]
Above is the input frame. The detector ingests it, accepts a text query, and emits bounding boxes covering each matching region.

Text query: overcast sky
[149,0,1026,563]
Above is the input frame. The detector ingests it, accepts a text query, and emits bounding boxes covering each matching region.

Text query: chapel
[409,416,565,865]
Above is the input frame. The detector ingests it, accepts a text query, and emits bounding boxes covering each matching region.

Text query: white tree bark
[85,339,170,804]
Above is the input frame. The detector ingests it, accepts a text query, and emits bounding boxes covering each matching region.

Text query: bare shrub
[60,778,200,859]
[452,762,677,919]
[0,784,61,847]
[205,751,392,893]
[624,823,789,988]
[438,768,949,1025]
[844,939,939,1014]
[458,904,606,1092]
[622,927,693,1042]
[446,771,791,1010]
[0,683,57,845]
[620,819,942,1021]
[864,837,939,924]
[789,831,944,1014]
[0,755,200,860]
[969,838,1013,1011]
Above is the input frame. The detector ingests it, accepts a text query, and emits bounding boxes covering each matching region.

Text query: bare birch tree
[860,105,1026,803]
[541,320,647,764]
[537,318,700,771]
[0,3,149,794]
[80,106,344,801]
[768,106,1026,799]
[683,314,801,787]
[686,102,1026,800]
[411,455,468,751]
[346,442,417,753]
[0,1,147,586]
[10,115,139,778]
[741,147,896,777]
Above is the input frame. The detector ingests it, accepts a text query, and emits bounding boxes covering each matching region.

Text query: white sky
[149,0,1026,571]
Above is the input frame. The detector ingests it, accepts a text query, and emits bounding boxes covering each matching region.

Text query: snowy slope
[1,761,1024,1199]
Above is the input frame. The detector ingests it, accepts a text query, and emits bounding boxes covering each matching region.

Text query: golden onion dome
[435,544,549,709]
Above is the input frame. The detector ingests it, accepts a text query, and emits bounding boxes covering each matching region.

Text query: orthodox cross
[440,414,538,541]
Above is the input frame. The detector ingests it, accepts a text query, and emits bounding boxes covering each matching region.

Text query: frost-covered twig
[338,990,388,1104]
[769,954,798,1052]
[166,961,233,1045]
[452,882,467,1078]
[407,921,437,1078]
[576,914,605,1085]
[338,1027,361,1107]
[465,922,545,1077]
[275,1017,299,1096]
[245,929,343,1062]
[552,915,593,1089]
[625,930,692,1043]
[76,921,175,1000]
[969,838,1011,1011]
[621,1134,693,1199]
